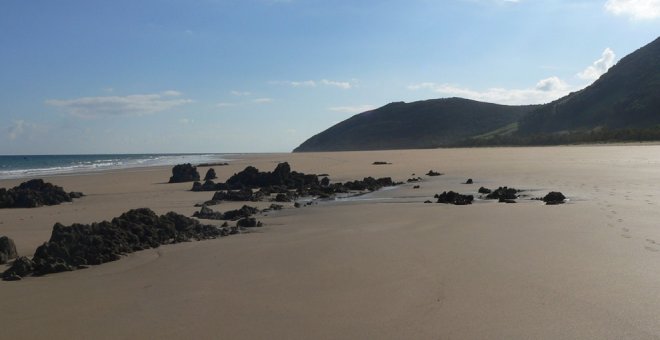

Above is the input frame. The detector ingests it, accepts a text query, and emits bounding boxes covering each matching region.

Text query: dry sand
[2,145,660,339]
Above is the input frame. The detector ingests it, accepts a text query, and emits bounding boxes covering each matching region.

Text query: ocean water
[0,154,231,180]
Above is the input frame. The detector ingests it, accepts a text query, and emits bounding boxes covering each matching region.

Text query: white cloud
[328,105,376,113]
[179,118,193,125]
[605,0,660,20]
[253,98,273,103]
[320,79,352,89]
[46,91,192,118]
[577,48,616,81]
[273,79,354,89]
[216,102,236,107]
[408,76,571,105]
[231,90,251,96]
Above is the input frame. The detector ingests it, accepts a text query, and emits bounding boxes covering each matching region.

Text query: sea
[0,154,232,180]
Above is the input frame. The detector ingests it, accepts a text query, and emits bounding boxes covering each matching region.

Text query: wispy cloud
[46,91,192,118]
[408,77,570,105]
[604,0,660,20]
[272,79,354,89]
[216,102,237,107]
[230,90,251,96]
[408,47,618,105]
[7,120,26,140]
[577,48,616,81]
[328,105,376,113]
[253,98,273,103]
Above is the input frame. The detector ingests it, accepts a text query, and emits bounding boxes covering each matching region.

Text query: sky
[1,0,659,154]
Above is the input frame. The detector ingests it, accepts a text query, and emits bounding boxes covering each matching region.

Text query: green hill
[293,98,536,152]
[294,36,660,151]
[518,36,660,135]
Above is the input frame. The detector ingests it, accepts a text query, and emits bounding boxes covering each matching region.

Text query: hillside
[518,36,660,135]
[293,98,536,152]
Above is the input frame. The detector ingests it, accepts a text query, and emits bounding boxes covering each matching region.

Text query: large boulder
[169,163,200,183]
[0,236,18,264]
[543,192,566,205]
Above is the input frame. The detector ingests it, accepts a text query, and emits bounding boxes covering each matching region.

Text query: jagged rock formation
[0,179,83,208]
[2,208,230,280]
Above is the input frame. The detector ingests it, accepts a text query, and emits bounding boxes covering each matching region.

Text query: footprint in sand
[622,227,630,232]
[618,219,624,223]
[621,234,632,239]
[646,238,657,245]
[611,210,617,215]
[644,246,659,252]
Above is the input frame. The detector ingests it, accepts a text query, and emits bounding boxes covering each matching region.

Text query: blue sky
[1,0,659,154]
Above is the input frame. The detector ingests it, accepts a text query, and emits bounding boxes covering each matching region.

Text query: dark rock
[294,202,301,208]
[435,191,474,205]
[237,217,262,228]
[426,170,443,177]
[478,187,492,194]
[212,189,259,202]
[543,192,566,205]
[464,178,473,184]
[485,187,519,201]
[0,179,83,208]
[204,168,217,181]
[192,205,225,220]
[424,200,432,203]
[0,236,18,264]
[169,163,200,183]
[499,198,517,203]
[2,256,33,280]
[372,161,390,165]
[320,177,330,187]
[69,192,85,199]
[413,185,420,189]
[407,177,422,183]
[222,205,260,221]
[274,192,294,202]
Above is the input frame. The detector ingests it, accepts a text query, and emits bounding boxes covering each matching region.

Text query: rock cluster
[169,163,200,183]
[484,187,519,202]
[2,208,229,280]
[192,163,399,202]
[435,191,474,205]
[426,170,443,176]
[0,179,84,208]
[0,236,18,264]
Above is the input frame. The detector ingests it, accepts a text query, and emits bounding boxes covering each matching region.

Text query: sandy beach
[3,145,660,339]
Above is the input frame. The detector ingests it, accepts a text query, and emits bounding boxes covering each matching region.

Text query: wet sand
[2,145,660,339]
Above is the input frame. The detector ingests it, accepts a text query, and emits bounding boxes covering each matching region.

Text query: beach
[2,145,660,339]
